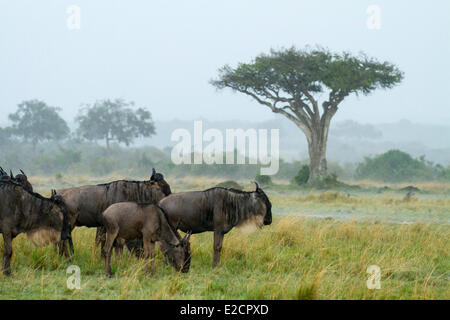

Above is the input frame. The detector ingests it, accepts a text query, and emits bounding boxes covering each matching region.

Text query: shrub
[321,172,340,187]
[255,174,272,186]
[355,149,437,182]
[292,165,310,185]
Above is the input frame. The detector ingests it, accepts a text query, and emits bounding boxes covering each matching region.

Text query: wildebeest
[102,202,191,276]
[0,181,72,275]
[158,182,272,267]
[56,169,171,255]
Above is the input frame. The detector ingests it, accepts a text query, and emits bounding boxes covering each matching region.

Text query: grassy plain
[0,175,448,299]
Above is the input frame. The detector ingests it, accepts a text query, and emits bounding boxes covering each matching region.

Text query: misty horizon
[1,0,449,126]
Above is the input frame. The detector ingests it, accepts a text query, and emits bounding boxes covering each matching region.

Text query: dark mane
[98,179,171,197]
[0,180,53,203]
[203,187,262,226]
[96,179,147,187]
[203,186,252,195]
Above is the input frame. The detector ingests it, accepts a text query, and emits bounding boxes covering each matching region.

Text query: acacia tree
[76,99,155,150]
[8,100,70,149]
[211,47,404,184]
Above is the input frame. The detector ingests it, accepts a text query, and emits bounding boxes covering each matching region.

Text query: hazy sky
[1,0,449,126]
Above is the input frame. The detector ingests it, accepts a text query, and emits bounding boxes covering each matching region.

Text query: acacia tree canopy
[8,100,70,145]
[211,47,404,183]
[76,99,156,149]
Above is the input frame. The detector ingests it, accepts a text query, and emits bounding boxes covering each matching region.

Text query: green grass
[0,217,448,300]
[0,176,448,299]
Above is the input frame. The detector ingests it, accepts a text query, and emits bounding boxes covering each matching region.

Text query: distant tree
[211,47,403,184]
[8,100,70,148]
[76,99,155,150]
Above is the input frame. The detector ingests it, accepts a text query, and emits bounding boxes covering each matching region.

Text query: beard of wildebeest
[0,181,71,275]
[158,182,272,268]
[56,170,172,256]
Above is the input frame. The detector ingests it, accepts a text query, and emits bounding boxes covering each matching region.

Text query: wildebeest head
[253,182,272,226]
[162,230,191,273]
[158,208,191,273]
[50,189,72,242]
[14,169,33,192]
[149,168,171,196]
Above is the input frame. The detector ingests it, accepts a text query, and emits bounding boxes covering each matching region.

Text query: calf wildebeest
[0,181,72,275]
[102,202,191,276]
[56,168,171,255]
[158,182,272,267]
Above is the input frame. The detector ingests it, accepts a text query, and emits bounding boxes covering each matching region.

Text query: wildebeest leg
[95,227,107,257]
[157,242,168,266]
[163,250,168,266]
[57,240,72,261]
[114,238,125,256]
[63,239,72,261]
[56,240,72,260]
[68,237,74,255]
[143,236,155,275]
[125,239,144,258]
[212,231,224,268]
[103,228,118,277]
[94,228,101,253]
[2,232,13,276]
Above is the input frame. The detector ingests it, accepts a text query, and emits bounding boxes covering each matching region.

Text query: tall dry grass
[0,216,448,300]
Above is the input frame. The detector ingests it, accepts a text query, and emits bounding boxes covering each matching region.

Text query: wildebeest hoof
[106,273,114,278]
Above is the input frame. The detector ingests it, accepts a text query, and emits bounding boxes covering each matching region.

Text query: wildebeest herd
[0,168,272,277]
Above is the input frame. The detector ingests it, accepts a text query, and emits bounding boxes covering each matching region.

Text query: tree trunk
[308,138,327,184]
[306,123,329,185]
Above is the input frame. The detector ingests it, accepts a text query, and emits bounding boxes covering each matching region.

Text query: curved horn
[20,169,26,177]
[10,170,14,179]
[0,167,5,175]
[152,168,156,175]
[253,181,260,191]
[51,189,56,197]
[182,230,191,242]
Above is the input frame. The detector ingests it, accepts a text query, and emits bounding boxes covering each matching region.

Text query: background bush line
[1,139,450,183]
